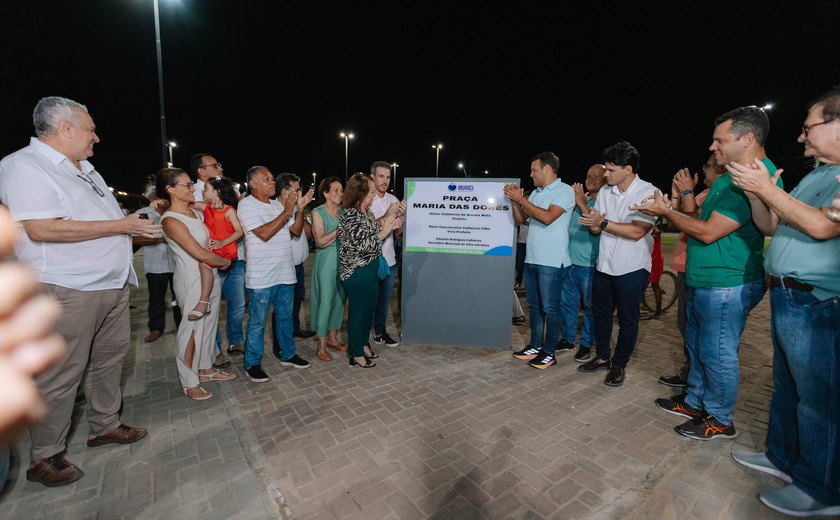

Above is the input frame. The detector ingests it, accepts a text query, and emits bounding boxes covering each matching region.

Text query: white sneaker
[731,450,792,483]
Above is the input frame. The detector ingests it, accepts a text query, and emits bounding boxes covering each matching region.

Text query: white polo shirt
[0,138,137,290]
[290,208,309,266]
[238,195,296,289]
[370,191,400,267]
[593,175,657,276]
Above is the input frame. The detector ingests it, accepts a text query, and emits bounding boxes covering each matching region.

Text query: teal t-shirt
[765,163,840,300]
[568,199,599,267]
[686,157,780,288]
[524,179,575,268]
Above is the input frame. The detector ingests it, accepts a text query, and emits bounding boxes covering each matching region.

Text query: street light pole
[432,143,443,177]
[458,162,470,177]
[312,171,317,190]
[166,140,177,167]
[339,131,354,182]
[391,162,399,193]
[153,0,168,166]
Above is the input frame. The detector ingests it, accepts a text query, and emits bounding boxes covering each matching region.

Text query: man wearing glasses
[726,88,840,517]
[189,153,247,367]
[0,96,160,487]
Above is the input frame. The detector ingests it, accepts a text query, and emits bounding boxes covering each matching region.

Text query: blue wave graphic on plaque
[484,245,512,256]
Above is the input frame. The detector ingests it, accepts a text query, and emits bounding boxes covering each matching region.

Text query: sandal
[363,345,379,359]
[326,340,347,351]
[199,369,236,382]
[349,356,376,368]
[188,300,211,321]
[183,386,213,400]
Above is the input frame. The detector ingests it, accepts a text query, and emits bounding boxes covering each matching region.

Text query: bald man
[558,164,606,362]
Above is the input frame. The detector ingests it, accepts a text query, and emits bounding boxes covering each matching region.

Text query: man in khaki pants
[0,96,159,487]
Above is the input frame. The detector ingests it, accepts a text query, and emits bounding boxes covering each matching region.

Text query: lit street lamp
[432,143,443,177]
[340,131,354,182]
[458,162,470,177]
[153,0,169,166]
[166,140,177,167]
[312,171,317,190]
[391,162,399,193]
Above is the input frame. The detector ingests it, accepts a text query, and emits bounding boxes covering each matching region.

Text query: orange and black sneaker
[654,396,704,419]
[675,415,737,440]
[513,346,541,360]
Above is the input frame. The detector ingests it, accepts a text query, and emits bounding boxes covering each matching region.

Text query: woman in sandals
[157,168,235,400]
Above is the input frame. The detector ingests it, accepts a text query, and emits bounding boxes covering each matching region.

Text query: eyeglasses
[77,173,105,197]
[801,119,836,137]
[199,162,222,170]
[174,182,195,189]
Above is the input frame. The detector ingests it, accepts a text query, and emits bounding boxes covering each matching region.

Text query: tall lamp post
[432,143,443,177]
[311,171,317,190]
[153,0,169,166]
[340,131,354,182]
[166,140,177,167]
[458,162,470,177]
[391,162,399,193]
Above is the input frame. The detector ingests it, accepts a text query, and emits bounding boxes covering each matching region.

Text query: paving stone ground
[0,238,818,519]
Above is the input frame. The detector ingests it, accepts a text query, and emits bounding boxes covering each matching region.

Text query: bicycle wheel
[642,271,678,313]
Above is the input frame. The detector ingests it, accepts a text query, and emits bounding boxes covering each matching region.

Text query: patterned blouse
[338,207,383,281]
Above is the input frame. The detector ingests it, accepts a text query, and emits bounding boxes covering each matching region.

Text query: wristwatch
[681,189,694,197]
[599,219,609,230]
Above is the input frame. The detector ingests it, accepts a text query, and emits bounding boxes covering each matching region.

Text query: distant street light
[391,162,399,193]
[762,103,774,110]
[432,143,443,177]
[153,0,170,166]
[340,131,354,182]
[458,162,470,177]
[312,171,317,190]
[166,140,177,167]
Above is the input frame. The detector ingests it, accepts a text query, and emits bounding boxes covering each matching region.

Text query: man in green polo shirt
[635,106,781,440]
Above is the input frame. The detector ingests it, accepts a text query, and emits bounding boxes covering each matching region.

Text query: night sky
[3,1,839,198]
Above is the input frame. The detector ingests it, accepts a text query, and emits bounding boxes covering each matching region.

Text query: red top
[203,205,238,260]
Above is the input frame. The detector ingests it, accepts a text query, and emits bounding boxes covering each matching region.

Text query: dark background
[2,1,838,198]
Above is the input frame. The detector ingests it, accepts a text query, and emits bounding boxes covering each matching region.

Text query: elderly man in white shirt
[578,141,656,387]
[0,96,160,487]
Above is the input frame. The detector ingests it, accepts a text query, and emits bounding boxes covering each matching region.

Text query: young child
[189,177,244,320]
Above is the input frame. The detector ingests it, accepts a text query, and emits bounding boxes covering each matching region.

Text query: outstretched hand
[630,190,671,217]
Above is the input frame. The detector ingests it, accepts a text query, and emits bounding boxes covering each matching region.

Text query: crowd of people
[0,89,837,517]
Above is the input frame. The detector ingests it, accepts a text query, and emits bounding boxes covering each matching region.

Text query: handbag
[377,255,390,280]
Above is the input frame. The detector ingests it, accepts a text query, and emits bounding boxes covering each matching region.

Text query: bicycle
[642,270,677,313]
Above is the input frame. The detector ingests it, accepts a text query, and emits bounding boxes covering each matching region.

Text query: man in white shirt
[189,153,223,202]
[0,96,159,487]
[368,161,407,348]
[578,141,656,387]
[135,195,181,342]
[238,166,313,383]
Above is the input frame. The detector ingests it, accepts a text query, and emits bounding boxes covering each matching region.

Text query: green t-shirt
[686,157,780,288]
[568,200,599,267]
[765,164,840,300]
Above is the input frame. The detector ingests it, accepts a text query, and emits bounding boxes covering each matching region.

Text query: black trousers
[146,272,181,332]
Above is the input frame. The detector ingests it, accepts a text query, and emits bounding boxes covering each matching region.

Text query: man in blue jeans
[505,151,574,369]
[638,106,780,439]
[726,88,840,517]
[237,166,314,382]
[369,162,406,348]
[559,164,605,362]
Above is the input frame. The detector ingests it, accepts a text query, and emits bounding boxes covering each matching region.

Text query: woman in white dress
[157,168,234,400]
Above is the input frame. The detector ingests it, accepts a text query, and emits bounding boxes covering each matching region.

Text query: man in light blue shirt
[504,151,575,369]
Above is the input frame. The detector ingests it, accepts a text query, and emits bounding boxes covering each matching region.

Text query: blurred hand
[0,206,65,444]
[123,213,162,238]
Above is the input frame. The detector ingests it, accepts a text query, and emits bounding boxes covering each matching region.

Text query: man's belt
[764,274,814,292]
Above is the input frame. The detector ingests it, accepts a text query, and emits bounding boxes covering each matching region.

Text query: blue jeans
[559,265,594,347]
[245,283,295,368]
[374,264,397,336]
[524,263,566,354]
[216,259,246,352]
[592,268,649,368]
[684,279,765,425]
[766,287,840,505]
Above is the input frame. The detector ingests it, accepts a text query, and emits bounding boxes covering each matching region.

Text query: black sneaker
[512,316,526,325]
[293,329,316,339]
[655,396,704,419]
[577,358,610,373]
[604,367,625,387]
[246,365,270,383]
[556,338,575,352]
[529,351,556,369]
[658,374,688,388]
[374,332,400,348]
[512,346,541,360]
[280,354,310,369]
[675,415,737,440]
[574,346,592,363]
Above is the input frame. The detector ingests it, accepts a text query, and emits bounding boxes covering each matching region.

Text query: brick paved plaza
[0,241,803,519]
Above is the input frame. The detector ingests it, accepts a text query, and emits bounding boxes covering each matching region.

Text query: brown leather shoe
[26,454,85,487]
[326,340,347,352]
[87,424,148,448]
[144,330,163,343]
[316,348,332,362]
[213,353,232,369]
